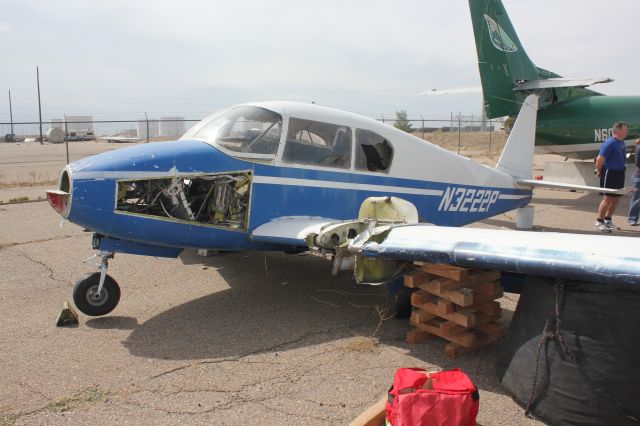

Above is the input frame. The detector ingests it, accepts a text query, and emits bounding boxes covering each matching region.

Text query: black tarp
[498,276,640,425]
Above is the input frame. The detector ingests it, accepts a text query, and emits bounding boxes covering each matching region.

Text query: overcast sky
[1,0,639,122]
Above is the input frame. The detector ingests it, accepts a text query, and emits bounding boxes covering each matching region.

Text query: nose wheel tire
[72,272,121,316]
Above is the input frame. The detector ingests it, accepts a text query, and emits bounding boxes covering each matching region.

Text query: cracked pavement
[4,188,636,425]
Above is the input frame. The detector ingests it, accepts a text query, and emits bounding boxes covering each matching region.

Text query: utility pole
[64,114,70,164]
[37,66,43,144]
[8,89,14,135]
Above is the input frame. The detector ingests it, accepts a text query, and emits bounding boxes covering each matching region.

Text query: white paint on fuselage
[183,101,518,192]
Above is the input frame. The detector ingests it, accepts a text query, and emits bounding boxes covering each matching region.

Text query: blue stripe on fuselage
[66,140,531,251]
[253,163,527,194]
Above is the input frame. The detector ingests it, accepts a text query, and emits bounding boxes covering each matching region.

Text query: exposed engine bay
[116,171,251,229]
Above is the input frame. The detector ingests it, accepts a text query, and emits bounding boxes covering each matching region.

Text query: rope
[525,280,576,416]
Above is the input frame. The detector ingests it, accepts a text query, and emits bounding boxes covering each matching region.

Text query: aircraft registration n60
[46,95,638,317]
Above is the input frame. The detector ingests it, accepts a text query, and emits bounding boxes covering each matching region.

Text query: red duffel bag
[385,368,479,426]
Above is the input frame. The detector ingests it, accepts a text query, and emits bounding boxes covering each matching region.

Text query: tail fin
[469,0,541,118]
[469,0,600,119]
[496,94,538,179]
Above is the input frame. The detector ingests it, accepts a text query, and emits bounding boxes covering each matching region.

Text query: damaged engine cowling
[116,171,251,230]
[307,196,419,284]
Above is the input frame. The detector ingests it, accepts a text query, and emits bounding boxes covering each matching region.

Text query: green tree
[394,110,413,133]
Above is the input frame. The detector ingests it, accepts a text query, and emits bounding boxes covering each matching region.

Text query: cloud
[1,0,639,120]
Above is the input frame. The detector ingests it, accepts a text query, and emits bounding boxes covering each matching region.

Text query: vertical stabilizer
[469,0,540,118]
[496,95,538,179]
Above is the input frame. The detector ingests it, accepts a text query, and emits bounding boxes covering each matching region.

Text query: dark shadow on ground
[86,316,139,330]
[532,191,634,215]
[123,250,388,360]
[120,249,517,399]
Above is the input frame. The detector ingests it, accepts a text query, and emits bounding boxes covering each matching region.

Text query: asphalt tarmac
[1,185,638,425]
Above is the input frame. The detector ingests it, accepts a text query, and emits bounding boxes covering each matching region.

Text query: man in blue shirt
[594,122,628,232]
[627,139,640,226]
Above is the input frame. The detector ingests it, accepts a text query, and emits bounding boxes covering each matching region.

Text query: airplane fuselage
[58,101,532,256]
[65,140,530,254]
[535,95,640,159]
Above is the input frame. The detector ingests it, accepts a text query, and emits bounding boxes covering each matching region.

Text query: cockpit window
[283,118,352,168]
[192,106,282,156]
[355,129,393,172]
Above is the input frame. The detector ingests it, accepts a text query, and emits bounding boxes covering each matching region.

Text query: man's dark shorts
[600,168,625,197]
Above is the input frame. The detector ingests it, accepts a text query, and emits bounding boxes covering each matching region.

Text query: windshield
[192,106,282,156]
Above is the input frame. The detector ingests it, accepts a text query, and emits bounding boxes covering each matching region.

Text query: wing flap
[251,216,339,246]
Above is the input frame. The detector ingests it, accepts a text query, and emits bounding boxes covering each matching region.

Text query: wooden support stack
[405,262,504,358]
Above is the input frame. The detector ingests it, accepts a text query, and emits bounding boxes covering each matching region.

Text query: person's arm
[596,155,605,176]
[596,140,613,176]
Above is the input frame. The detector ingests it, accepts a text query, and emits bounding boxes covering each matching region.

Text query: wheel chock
[56,301,79,327]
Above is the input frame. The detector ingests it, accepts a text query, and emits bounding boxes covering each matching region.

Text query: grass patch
[8,196,29,203]
[337,336,380,353]
[47,386,109,413]
[0,179,57,189]
[0,413,17,426]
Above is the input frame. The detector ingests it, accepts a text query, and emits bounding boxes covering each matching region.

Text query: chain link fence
[0,115,506,191]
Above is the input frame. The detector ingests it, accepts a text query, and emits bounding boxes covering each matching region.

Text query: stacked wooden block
[405,262,504,358]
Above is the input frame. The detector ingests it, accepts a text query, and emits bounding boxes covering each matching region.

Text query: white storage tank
[45,127,65,143]
[159,116,186,138]
[50,119,64,130]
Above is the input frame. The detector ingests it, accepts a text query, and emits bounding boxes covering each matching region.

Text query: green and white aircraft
[429,0,639,160]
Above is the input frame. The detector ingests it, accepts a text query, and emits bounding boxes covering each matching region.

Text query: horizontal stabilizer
[349,224,640,286]
[516,178,626,195]
[514,77,613,91]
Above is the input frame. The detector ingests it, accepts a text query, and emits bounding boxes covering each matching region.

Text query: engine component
[116,171,251,230]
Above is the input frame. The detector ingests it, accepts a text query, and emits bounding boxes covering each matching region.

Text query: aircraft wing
[348,224,640,286]
[514,77,613,91]
[419,86,483,96]
[98,136,143,143]
[251,216,340,246]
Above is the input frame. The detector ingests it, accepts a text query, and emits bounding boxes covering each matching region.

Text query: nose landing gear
[73,251,121,316]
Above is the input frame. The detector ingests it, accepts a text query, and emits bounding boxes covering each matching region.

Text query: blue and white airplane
[46,95,633,317]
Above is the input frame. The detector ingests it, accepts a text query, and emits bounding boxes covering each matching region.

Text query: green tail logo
[484,14,517,53]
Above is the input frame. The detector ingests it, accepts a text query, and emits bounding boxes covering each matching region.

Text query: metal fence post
[457,113,461,155]
[64,115,69,164]
[37,66,43,145]
[420,115,425,140]
[489,120,493,153]
[144,112,149,143]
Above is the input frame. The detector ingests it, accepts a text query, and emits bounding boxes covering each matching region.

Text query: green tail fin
[469,0,540,118]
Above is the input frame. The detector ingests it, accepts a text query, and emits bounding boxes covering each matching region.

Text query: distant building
[159,116,186,138]
[65,115,94,132]
[64,115,95,140]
